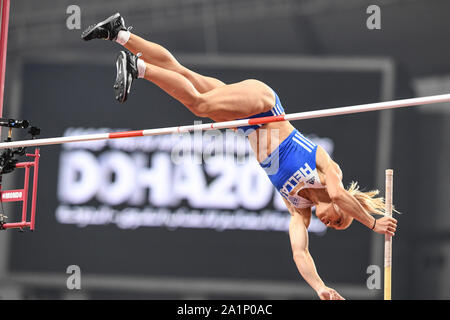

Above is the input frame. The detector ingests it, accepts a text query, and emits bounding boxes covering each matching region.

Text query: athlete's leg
[124,34,225,93]
[141,61,275,121]
[81,13,224,93]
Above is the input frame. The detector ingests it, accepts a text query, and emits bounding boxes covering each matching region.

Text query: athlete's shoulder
[315,145,342,185]
[316,145,337,170]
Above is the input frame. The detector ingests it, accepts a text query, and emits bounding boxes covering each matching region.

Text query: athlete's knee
[187,94,210,117]
[178,66,194,80]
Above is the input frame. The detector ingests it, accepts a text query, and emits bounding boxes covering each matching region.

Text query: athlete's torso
[258,126,326,209]
[237,91,327,209]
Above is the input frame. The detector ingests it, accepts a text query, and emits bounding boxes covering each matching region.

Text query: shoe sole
[114,51,128,103]
[81,12,121,40]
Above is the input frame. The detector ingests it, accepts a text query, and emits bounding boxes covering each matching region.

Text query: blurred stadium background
[0,0,449,299]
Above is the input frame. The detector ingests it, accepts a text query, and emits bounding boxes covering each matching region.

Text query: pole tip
[386,169,394,176]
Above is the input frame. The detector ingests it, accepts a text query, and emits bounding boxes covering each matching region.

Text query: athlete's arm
[321,157,396,236]
[288,211,324,291]
[323,163,376,228]
[284,200,344,300]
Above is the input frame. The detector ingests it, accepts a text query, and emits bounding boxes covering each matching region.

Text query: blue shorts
[259,128,319,200]
[237,89,285,136]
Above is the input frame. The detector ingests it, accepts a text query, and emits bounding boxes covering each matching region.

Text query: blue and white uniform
[237,89,285,136]
[242,90,325,209]
[260,129,325,208]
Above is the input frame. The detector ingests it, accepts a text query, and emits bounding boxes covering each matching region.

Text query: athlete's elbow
[293,249,309,262]
[329,187,346,203]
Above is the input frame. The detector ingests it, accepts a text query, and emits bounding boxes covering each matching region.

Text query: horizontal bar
[0,133,110,149]
[0,93,449,149]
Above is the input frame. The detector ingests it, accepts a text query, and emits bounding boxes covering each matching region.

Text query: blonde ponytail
[346,181,398,216]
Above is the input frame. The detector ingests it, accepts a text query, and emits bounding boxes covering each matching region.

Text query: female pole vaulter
[82,13,397,300]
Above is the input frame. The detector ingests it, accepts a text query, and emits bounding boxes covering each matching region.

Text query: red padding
[109,130,144,139]
[248,115,285,126]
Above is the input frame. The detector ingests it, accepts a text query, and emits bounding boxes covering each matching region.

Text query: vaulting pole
[384,169,394,300]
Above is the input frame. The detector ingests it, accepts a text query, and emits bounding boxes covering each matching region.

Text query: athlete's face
[316,202,353,230]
